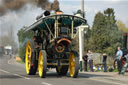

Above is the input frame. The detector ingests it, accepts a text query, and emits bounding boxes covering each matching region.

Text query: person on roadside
[103,53,107,72]
[121,53,128,75]
[83,54,88,72]
[116,46,123,75]
[87,50,93,72]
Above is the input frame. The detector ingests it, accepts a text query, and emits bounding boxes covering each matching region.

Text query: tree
[116,20,128,32]
[8,26,17,48]
[0,26,17,49]
[90,12,108,53]
[86,8,123,56]
[84,26,91,52]
[104,8,123,55]
[17,27,33,61]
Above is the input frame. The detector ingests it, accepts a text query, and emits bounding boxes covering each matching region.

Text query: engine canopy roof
[25,14,87,32]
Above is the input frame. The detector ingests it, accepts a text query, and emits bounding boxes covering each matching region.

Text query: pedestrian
[87,50,93,72]
[116,46,123,75]
[103,53,107,72]
[121,53,128,75]
[83,54,88,72]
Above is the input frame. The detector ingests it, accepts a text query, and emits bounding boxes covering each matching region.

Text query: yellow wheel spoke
[38,51,44,77]
[25,41,31,75]
[71,62,75,67]
[69,53,76,77]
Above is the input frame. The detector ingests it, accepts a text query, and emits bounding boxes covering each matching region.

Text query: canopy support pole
[78,25,88,72]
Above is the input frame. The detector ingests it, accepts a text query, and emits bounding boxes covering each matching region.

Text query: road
[0,55,127,85]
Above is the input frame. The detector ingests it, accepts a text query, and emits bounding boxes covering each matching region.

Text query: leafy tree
[90,12,108,53]
[17,27,33,61]
[116,20,128,32]
[85,8,123,56]
[84,25,92,52]
[103,8,123,55]
[0,26,17,49]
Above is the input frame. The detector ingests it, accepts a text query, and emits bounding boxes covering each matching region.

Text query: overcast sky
[59,0,128,26]
[0,0,128,43]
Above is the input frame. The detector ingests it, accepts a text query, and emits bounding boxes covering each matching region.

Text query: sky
[0,0,128,43]
[59,0,128,26]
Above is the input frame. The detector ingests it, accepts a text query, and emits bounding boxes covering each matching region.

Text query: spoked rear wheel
[25,41,37,75]
[38,50,47,78]
[25,41,31,75]
[69,51,79,78]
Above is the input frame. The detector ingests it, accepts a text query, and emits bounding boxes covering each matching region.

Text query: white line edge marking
[0,68,126,85]
[13,73,30,80]
[0,69,30,80]
[42,82,52,85]
[0,69,10,74]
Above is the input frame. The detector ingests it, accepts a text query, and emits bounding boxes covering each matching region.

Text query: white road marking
[0,69,30,80]
[13,73,30,80]
[0,69,10,74]
[41,82,52,85]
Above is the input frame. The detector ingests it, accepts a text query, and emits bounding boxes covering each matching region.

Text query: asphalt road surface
[0,55,126,85]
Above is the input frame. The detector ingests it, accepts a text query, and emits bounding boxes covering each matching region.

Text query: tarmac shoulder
[80,71,128,84]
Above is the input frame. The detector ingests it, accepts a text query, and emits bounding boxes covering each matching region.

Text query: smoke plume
[0,0,60,16]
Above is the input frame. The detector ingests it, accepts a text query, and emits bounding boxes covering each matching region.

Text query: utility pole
[81,0,85,18]
[82,0,84,12]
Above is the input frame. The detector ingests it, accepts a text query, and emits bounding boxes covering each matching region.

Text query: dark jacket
[103,55,107,63]
[83,55,88,61]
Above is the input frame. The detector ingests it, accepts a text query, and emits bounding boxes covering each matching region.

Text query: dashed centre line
[13,73,30,80]
[42,82,52,85]
[0,69,30,80]
[0,69,10,74]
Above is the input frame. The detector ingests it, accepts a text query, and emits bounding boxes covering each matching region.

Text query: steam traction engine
[24,11,87,78]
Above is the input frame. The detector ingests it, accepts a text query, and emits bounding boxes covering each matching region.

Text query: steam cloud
[0,0,60,16]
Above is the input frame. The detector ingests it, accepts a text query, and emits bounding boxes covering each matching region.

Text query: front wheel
[69,51,79,78]
[38,50,47,78]
[25,41,37,75]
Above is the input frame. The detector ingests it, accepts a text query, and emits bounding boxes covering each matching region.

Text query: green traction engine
[24,11,87,78]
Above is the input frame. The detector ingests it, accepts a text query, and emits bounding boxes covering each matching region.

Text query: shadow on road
[0,75,21,79]
[78,73,111,78]
[21,72,112,79]
[0,72,112,80]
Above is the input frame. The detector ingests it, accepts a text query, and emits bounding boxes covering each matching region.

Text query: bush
[17,28,33,62]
